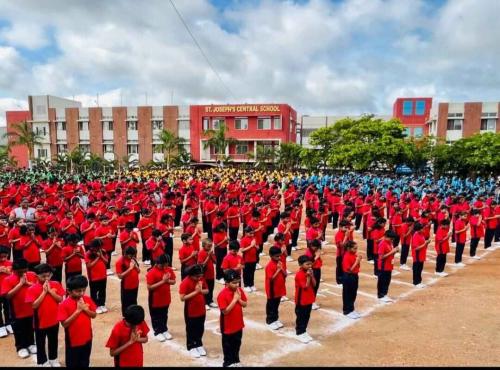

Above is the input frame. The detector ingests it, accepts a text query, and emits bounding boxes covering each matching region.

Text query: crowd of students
[0,168,498,367]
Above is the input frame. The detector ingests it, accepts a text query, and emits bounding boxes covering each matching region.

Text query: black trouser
[149,305,169,335]
[0,296,11,327]
[65,340,92,368]
[205,279,214,305]
[312,268,321,297]
[51,266,63,283]
[65,270,82,286]
[163,237,173,262]
[181,264,189,281]
[291,229,299,247]
[392,235,400,248]
[286,243,292,257]
[342,273,358,314]
[366,239,374,261]
[485,228,495,248]
[266,297,281,324]
[134,212,140,228]
[222,330,242,367]
[121,287,138,316]
[495,224,500,242]
[35,324,59,365]
[377,270,392,298]
[295,304,312,335]
[436,254,447,273]
[175,205,183,226]
[89,279,107,307]
[332,212,339,229]
[355,214,362,230]
[412,261,424,285]
[185,313,205,350]
[400,244,410,265]
[470,238,480,257]
[433,220,438,234]
[13,249,23,261]
[335,256,343,284]
[373,254,379,276]
[229,227,239,241]
[12,316,34,350]
[215,248,227,281]
[142,238,151,262]
[243,262,256,288]
[455,243,465,263]
[362,222,368,240]
[202,216,209,234]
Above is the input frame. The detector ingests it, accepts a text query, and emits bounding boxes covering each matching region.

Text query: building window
[202,118,209,131]
[480,118,496,131]
[152,120,163,130]
[35,127,47,136]
[127,121,138,131]
[403,127,410,137]
[414,127,423,137]
[37,148,48,158]
[103,144,114,153]
[57,122,66,131]
[403,100,413,116]
[212,118,225,130]
[236,142,248,154]
[79,144,90,154]
[57,144,68,154]
[103,121,113,131]
[415,101,426,115]
[448,113,463,118]
[273,116,282,130]
[446,119,463,131]
[235,118,248,130]
[127,144,139,154]
[257,117,271,130]
[79,121,89,131]
[153,144,163,154]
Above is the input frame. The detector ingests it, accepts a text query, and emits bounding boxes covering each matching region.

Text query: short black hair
[269,246,282,256]
[224,269,241,282]
[124,305,145,326]
[228,240,240,251]
[155,254,171,266]
[12,258,28,271]
[124,246,137,256]
[298,255,313,265]
[181,233,192,242]
[34,263,53,275]
[384,230,398,240]
[66,275,88,290]
[0,245,10,255]
[309,239,321,248]
[187,264,204,276]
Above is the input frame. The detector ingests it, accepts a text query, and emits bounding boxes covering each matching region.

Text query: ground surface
[1,223,500,367]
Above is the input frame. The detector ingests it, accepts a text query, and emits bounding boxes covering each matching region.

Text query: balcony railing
[209,153,254,161]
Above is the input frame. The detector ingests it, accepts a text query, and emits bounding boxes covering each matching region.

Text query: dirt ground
[1,223,499,367]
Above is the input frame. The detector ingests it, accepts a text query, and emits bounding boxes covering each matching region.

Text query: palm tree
[256,144,276,169]
[156,129,187,170]
[0,145,16,169]
[4,121,44,168]
[277,143,302,170]
[203,123,237,167]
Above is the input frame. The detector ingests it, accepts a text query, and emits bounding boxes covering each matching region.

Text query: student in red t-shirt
[212,223,228,284]
[179,264,209,358]
[454,212,469,266]
[227,199,240,241]
[146,230,166,266]
[342,240,362,318]
[137,208,155,265]
[371,218,387,277]
[411,222,431,287]
[1,258,37,359]
[377,230,398,302]
[198,238,217,309]
[25,263,65,367]
[222,241,243,277]
[146,254,176,342]
[57,275,97,368]
[398,216,414,271]
[217,269,247,367]
[240,227,258,292]
[265,246,286,330]
[85,240,109,314]
[20,224,42,271]
[294,255,317,343]
[469,209,484,259]
[106,304,149,367]
[0,246,13,337]
[62,234,85,284]
[434,219,451,276]
[42,228,64,283]
[116,247,140,316]
[119,222,139,254]
[304,239,322,310]
[334,220,351,285]
[179,233,198,280]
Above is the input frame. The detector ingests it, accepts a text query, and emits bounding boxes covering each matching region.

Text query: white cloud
[0,98,29,126]
[0,22,49,49]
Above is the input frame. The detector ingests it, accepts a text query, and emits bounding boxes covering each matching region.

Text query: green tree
[0,145,16,168]
[255,144,276,169]
[404,136,434,173]
[4,121,44,167]
[203,123,237,167]
[157,129,187,169]
[308,125,338,169]
[277,143,302,170]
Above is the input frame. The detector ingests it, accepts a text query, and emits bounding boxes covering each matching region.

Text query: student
[469,209,483,259]
[197,238,218,309]
[137,208,155,265]
[398,217,414,271]
[334,220,351,285]
[217,269,247,368]
[57,275,97,368]
[116,247,141,316]
[106,304,150,367]
[146,229,166,266]
[342,241,362,319]
[377,230,399,303]
[85,239,109,314]
[25,263,64,367]
[434,219,451,276]
[179,233,198,280]
[411,222,431,288]
[0,258,37,359]
[0,246,13,338]
[146,254,176,342]
[119,222,140,254]
[20,224,42,271]
[294,255,317,344]
[62,234,85,284]
[94,215,116,275]
[304,239,322,310]
[157,214,175,263]
[483,201,498,249]
[222,241,243,277]
[240,227,258,292]
[454,212,469,267]
[213,223,229,284]
[179,264,208,358]
[265,246,286,330]
[41,227,64,283]
[371,218,387,276]
[227,199,240,241]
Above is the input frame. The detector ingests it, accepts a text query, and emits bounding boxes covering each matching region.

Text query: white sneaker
[244,287,252,293]
[439,272,449,277]
[367,260,374,265]
[209,302,218,308]
[28,344,37,354]
[111,251,118,256]
[18,348,30,359]
[49,359,61,367]
[39,361,51,367]
[346,311,360,319]
[434,272,441,276]
[189,348,200,358]
[304,332,313,342]
[296,333,311,343]
[471,256,481,260]
[101,306,108,313]
[352,311,362,318]
[144,260,151,266]
[251,286,257,292]
[155,333,166,342]
[216,278,225,285]
[399,264,411,271]
[286,269,293,275]
[163,331,173,340]
[205,304,211,311]
[286,256,294,262]
[96,307,103,314]
[276,320,284,328]
[320,278,324,282]
[454,262,466,267]
[280,296,289,302]
[0,327,7,338]
[106,269,114,276]
[259,252,266,257]
[311,302,320,310]
[291,246,297,251]
[6,324,13,334]
[171,266,177,271]
[255,263,263,270]
[415,283,427,289]
[379,296,394,303]
[267,321,280,330]
[196,346,207,356]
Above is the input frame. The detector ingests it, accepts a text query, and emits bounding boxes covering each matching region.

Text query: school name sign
[204,105,281,114]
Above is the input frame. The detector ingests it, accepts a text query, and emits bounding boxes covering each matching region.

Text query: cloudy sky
[0,0,499,126]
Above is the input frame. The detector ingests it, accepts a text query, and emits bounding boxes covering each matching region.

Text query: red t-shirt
[94,225,114,252]
[62,246,84,273]
[265,259,286,299]
[469,215,484,238]
[146,237,165,262]
[222,253,242,271]
[304,248,322,269]
[57,295,97,347]
[119,230,139,249]
[454,219,467,244]
[179,277,207,318]
[146,266,175,308]
[115,256,139,290]
[1,272,38,319]
[0,260,13,287]
[137,216,155,241]
[227,206,240,228]
[25,281,65,329]
[80,220,96,246]
[20,235,42,264]
[85,252,107,282]
[106,320,150,367]
[217,287,246,335]
[179,244,197,267]
[197,249,215,281]
[411,232,427,262]
[342,251,360,274]
[294,269,316,306]
[213,231,228,249]
[434,227,450,254]
[42,238,64,267]
[240,235,258,263]
[377,240,394,271]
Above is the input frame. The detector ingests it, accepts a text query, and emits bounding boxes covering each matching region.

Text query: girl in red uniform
[342,240,362,319]
[434,219,451,276]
